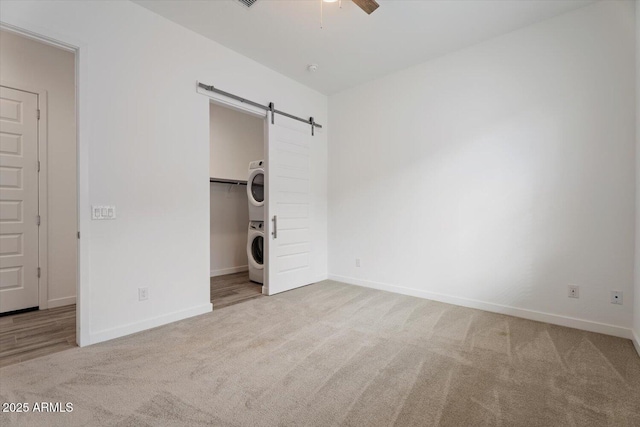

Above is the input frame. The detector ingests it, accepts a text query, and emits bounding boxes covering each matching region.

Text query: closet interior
[209,102,265,309]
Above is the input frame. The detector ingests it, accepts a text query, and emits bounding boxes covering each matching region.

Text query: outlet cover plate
[611,291,623,305]
[568,285,579,299]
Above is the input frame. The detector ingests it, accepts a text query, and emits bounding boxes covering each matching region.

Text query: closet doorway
[201,82,319,305]
[209,102,265,309]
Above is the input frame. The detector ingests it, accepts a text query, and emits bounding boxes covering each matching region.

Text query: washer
[247,221,264,284]
[247,160,265,221]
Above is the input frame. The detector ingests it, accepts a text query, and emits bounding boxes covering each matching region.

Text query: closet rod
[198,82,322,134]
[210,178,247,186]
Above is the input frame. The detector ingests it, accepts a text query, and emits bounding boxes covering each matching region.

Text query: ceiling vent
[236,0,259,8]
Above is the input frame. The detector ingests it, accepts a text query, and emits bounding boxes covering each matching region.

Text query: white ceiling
[134,0,596,95]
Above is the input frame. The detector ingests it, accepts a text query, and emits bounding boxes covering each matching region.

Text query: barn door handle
[272,215,277,239]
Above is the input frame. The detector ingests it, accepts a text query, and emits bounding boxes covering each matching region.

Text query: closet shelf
[210,177,247,186]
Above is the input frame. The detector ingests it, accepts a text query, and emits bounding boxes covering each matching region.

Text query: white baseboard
[47,296,76,309]
[328,274,632,340]
[89,303,213,345]
[632,330,640,358]
[210,265,248,277]
[314,273,329,283]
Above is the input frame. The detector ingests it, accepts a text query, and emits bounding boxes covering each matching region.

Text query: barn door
[264,111,313,295]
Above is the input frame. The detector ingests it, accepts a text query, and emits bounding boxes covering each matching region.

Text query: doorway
[0,29,78,365]
[209,102,265,309]
[200,83,319,303]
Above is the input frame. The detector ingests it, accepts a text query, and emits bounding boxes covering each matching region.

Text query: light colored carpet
[1,281,639,426]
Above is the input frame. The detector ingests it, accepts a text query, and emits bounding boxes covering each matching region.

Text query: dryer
[247,160,265,221]
[247,221,264,284]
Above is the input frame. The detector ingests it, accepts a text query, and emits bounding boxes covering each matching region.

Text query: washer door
[247,169,265,207]
[247,231,264,270]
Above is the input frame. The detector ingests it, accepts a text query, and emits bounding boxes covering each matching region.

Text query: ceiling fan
[346,0,380,15]
[238,0,379,15]
[323,0,379,15]
[320,0,379,28]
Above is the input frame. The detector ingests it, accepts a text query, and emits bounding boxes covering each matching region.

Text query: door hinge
[37,109,40,120]
[36,215,41,226]
[37,267,41,278]
[37,161,41,172]
[77,231,80,239]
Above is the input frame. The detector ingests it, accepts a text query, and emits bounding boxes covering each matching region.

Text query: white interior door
[0,86,39,312]
[265,112,314,295]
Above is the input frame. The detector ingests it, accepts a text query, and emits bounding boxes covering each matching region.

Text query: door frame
[0,22,89,346]
[0,83,48,309]
[196,83,270,292]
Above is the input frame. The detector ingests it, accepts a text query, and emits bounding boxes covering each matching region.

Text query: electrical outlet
[355,258,360,267]
[138,287,149,301]
[568,285,579,299]
[611,291,623,305]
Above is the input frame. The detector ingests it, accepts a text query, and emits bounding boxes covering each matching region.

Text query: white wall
[634,0,640,353]
[329,1,636,337]
[210,103,263,181]
[0,0,327,345]
[210,183,249,277]
[0,30,77,308]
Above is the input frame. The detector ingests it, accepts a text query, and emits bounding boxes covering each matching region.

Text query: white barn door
[264,112,314,295]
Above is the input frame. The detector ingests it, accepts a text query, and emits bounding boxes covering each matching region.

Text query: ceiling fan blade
[352,0,379,15]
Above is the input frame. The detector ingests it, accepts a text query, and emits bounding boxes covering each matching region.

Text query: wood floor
[0,304,76,368]
[0,272,260,368]
[210,271,264,310]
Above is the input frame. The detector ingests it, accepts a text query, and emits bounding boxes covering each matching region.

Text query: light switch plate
[92,205,116,220]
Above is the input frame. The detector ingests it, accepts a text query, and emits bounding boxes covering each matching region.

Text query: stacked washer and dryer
[247,160,265,284]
